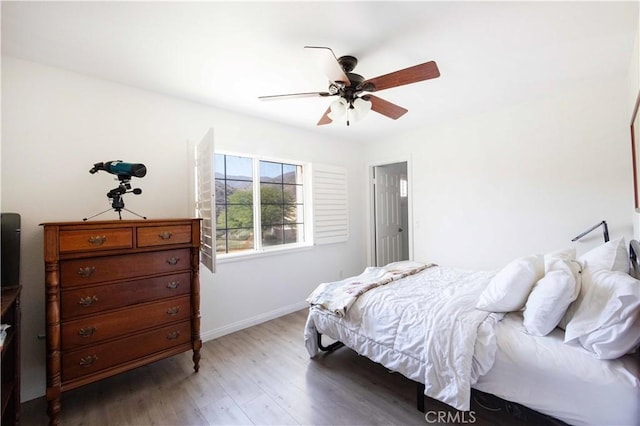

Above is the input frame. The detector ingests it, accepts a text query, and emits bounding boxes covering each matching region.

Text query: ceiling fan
[259,46,440,126]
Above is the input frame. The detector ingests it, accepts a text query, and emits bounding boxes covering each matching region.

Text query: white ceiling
[2,1,638,143]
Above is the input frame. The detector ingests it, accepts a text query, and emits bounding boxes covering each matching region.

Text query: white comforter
[304,266,502,411]
[305,261,432,316]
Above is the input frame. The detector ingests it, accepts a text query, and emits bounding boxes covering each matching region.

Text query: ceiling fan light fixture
[351,97,372,122]
[328,97,348,121]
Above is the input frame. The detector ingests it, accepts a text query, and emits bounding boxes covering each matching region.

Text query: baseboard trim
[201,301,308,342]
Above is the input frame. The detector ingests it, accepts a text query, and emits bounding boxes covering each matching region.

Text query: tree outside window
[215,154,304,254]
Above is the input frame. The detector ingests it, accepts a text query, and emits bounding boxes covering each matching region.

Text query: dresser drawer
[61,272,191,319]
[62,320,191,382]
[60,248,190,287]
[61,295,191,350]
[59,228,133,253]
[137,225,192,247]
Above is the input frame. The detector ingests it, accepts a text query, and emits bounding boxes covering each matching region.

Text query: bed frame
[315,331,564,423]
[315,240,640,424]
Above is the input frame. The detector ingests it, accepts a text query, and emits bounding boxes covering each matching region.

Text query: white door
[374,163,407,266]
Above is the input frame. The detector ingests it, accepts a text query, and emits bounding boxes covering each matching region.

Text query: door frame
[366,157,414,266]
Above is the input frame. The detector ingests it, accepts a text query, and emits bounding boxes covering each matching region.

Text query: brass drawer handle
[166,257,179,265]
[166,331,181,340]
[88,235,107,246]
[159,231,173,240]
[78,326,97,338]
[167,306,180,316]
[167,281,180,290]
[78,295,99,307]
[77,266,96,278]
[79,355,98,367]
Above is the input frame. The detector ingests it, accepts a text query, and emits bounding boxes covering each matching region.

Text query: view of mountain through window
[215,154,305,254]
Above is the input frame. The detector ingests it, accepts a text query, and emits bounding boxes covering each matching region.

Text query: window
[194,132,348,266]
[400,177,408,198]
[215,153,307,255]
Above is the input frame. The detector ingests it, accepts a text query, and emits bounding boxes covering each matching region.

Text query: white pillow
[578,313,640,359]
[565,269,640,339]
[523,258,581,336]
[476,255,544,313]
[543,247,581,281]
[564,269,640,359]
[559,238,628,329]
[579,237,628,274]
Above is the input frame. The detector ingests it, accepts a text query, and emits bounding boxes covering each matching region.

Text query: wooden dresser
[41,219,202,425]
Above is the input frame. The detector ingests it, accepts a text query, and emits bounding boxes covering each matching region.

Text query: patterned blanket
[306,261,436,316]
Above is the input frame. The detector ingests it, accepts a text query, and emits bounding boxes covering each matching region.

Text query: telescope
[89,161,147,178]
[83,160,147,221]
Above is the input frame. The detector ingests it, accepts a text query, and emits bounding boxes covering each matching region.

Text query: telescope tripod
[82,177,147,221]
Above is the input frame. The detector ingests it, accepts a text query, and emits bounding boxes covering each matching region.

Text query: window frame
[214,151,313,260]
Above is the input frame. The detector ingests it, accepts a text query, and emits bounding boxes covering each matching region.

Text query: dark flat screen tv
[1,213,21,287]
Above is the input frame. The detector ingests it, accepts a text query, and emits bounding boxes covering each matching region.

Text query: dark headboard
[629,240,640,279]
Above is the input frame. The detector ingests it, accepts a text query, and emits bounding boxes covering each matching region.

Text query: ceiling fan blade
[304,46,350,86]
[360,61,440,92]
[258,92,331,101]
[317,107,333,126]
[363,95,408,120]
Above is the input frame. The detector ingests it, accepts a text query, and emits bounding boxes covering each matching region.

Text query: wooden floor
[21,309,544,425]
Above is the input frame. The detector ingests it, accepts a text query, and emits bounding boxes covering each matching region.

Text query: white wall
[365,77,634,270]
[629,12,640,237]
[629,16,640,113]
[1,56,368,401]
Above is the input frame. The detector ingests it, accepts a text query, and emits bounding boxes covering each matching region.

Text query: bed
[303,238,640,425]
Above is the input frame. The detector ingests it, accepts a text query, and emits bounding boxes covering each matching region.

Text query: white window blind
[195,129,215,272]
[313,164,349,244]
